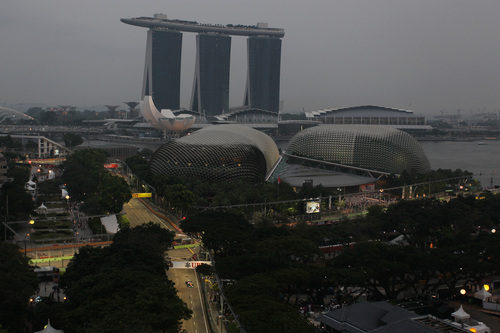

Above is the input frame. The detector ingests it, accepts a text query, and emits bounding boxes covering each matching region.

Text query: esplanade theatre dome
[150,124,280,182]
[286,125,430,175]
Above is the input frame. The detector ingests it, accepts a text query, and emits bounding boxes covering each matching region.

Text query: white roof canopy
[474,288,492,301]
[100,215,119,234]
[451,305,470,321]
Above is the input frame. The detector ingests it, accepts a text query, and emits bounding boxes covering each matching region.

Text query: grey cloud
[1,0,500,114]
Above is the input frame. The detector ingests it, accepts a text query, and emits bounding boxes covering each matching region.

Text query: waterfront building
[269,125,430,188]
[150,124,279,183]
[305,105,429,131]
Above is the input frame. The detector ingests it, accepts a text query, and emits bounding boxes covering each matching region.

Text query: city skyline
[1,0,500,114]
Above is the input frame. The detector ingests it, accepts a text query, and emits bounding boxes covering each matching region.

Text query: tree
[181,210,253,255]
[226,281,314,333]
[62,149,107,201]
[332,242,415,300]
[63,133,83,147]
[195,263,214,276]
[0,165,34,220]
[125,155,151,182]
[63,149,131,214]
[0,242,38,332]
[85,173,131,214]
[164,184,194,214]
[60,224,189,332]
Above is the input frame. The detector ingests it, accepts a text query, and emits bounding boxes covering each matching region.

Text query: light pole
[65,195,71,214]
[24,233,30,257]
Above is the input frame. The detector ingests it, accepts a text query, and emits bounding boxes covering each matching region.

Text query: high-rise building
[142,30,182,110]
[244,37,282,113]
[122,15,284,116]
[191,34,231,117]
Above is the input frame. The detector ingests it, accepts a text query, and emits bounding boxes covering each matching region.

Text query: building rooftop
[121,15,285,37]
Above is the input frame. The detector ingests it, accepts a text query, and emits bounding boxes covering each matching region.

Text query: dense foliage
[182,211,317,332]
[63,133,83,147]
[0,165,34,220]
[125,152,474,223]
[125,155,151,183]
[0,242,38,332]
[62,149,131,214]
[181,194,500,332]
[59,223,191,332]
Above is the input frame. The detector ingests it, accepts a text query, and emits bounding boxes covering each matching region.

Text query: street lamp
[29,219,35,225]
[24,233,30,257]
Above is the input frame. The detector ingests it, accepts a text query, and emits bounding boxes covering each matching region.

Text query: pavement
[167,269,209,333]
[71,203,93,240]
[123,198,176,231]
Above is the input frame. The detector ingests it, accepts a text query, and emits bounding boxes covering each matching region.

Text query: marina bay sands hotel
[121,14,284,117]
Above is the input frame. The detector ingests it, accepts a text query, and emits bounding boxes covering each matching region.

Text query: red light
[182,217,186,220]
[37,169,41,172]
[28,160,32,164]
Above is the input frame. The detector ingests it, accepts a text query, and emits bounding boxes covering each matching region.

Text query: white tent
[474,287,492,301]
[35,319,64,333]
[100,214,119,234]
[36,203,48,214]
[451,305,470,321]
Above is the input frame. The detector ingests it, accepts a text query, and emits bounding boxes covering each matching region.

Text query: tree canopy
[60,223,191,332]
[63,133,83,147]
[178,194,500,332]
[0,242,38,332]
[62,149,131,214]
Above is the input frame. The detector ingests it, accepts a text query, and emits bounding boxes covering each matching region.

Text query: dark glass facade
[244,37,282,113]
[142,30,182,110]
[191,34,231,117]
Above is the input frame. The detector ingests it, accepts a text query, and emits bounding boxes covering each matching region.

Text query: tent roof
[451,305,470,320]
[100,214,119,234]
[474,288,492,300]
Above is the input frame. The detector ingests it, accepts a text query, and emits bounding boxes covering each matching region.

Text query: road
[123,199,208,333]
[168,268,209,333]
[123,198,175,231]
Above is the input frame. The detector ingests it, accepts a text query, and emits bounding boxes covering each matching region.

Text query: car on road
[185,280,194,288]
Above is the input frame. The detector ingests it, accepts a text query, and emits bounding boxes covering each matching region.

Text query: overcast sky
[1,0,500,114]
